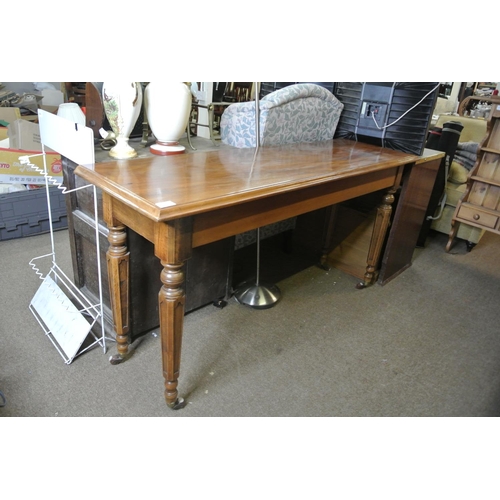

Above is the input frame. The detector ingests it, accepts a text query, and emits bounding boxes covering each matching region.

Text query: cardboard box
[0,115,62,184]
[0,108,21,145]
[0,105,37,123]
[0,107,21,125]
[7,119,55,152]
[0,148,62,185]
[39,105,59,114]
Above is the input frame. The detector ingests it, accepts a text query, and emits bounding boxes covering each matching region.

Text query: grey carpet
[1,223,499,417]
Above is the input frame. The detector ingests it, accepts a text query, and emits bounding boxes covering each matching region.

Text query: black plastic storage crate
[0,186,67,241]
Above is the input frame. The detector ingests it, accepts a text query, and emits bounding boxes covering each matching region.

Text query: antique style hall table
[75,139,443,409]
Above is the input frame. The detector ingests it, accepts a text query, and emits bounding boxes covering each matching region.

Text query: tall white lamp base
[109,137,137,159]
[150,141,186,156]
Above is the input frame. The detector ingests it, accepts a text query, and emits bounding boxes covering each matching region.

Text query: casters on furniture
[317,261,331,272]
[213,299,227,309]
[109,351,135,365]
[466,241,476,252]
[167,397,187,410]
[108,336,145,365]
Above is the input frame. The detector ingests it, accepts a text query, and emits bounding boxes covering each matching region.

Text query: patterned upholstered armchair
[220,83,344,249]
[220,83,343,148]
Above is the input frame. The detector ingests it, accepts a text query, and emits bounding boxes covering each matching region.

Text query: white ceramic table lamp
[102,82,143,159]
[145,82,192,155]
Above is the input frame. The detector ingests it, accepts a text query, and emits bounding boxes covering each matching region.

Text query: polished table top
[76,139,420,223]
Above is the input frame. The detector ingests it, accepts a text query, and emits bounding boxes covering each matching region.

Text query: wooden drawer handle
[473,214,480,220]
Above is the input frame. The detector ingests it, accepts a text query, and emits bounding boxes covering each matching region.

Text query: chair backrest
[260,84,343,146]
[220,83,343,148]
[260,83,337,108]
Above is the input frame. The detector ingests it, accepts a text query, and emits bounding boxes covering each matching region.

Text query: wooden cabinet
[447,106,500,250]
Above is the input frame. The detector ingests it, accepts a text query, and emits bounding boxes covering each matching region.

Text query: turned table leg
[159,261,187,409]
[155,218,192,409]
[357,187,396,289]
[106,224,133,364]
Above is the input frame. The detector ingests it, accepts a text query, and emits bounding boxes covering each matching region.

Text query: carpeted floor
[1,220,499,417]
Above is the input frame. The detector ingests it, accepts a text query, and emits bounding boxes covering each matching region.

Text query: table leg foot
[317,261,331,272]
[108,336,145,365]
[109,350,135,365]
[167,397,188,410]
[213,298,227,309]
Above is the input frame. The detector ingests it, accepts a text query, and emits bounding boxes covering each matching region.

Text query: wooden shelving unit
[458,95,500,120]
[64,82,86,106]
[447,104,500,251]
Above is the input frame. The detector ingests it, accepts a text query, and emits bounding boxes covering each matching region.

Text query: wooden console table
[75,139,443,409]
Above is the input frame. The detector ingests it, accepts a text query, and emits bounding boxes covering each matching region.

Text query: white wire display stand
[23,109,113,364]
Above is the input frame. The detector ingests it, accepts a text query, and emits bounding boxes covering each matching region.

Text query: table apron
[103,193,157,243]
[192,167,400,247]
[103,166,400,251]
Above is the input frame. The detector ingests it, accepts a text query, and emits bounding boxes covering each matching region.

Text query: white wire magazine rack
[23,110,114,364]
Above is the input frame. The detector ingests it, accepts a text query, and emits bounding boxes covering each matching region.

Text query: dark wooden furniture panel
[323,151,442,284]
[380,153,442,283]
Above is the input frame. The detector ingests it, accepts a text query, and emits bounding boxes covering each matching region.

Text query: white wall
[196,82,213,140]
[433,82,462,116]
